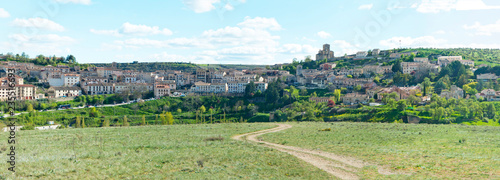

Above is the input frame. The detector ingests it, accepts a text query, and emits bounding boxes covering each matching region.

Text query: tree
[82,117,86,128]
[396,100,407,111]
[434,76,450,94]
[456,74,468,88]
[290,86,299,99]
[165,112,174,125]
[327,99,335,108]
[75,116,81,128]
[433,107,445,122]
[123,116,129,126]
[244,81,256,97]
[300,88,308,96]
[422,77,432,96]
[103,118,110,127]
[333,89,341,102]
[142,115,146,126]
[89,107,99,117]
[406,95,420,106]
[486,103,496,119]
[353,85,362,92]
[393,72,411,86]
[392,60,402,73]
[27,104,34,112]
[177,108,182,114]
[199,105,206,114]
[199,105,206,123]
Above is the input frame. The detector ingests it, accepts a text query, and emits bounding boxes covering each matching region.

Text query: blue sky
[1,0,499,64]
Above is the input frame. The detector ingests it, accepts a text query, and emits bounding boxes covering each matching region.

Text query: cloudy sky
[1,0,499,64]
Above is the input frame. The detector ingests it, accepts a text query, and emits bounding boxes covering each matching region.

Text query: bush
[204,136,224,141]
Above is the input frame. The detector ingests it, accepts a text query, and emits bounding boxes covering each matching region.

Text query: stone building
[316,44,334,61]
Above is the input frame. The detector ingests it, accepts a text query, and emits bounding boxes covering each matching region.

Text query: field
[261,122,500,179]
[0,123,333,179]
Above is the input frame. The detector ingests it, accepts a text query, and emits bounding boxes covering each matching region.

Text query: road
[232,124,400,180]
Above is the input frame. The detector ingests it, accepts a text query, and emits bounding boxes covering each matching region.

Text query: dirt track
[232,124,398,180]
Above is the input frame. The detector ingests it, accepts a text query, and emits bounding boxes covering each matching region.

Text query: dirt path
[232,124,398,180]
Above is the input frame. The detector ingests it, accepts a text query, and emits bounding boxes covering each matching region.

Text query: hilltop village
[1,45,498,106]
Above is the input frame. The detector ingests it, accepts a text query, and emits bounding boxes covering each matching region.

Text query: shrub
[204,136,224,141]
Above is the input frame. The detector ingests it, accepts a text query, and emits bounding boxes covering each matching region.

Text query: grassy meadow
[0,123,333,179]
[261,122,500,179]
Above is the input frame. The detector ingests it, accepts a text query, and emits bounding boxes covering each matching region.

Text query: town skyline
[1,0,500,64]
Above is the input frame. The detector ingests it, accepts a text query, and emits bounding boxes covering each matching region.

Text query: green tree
[123,116,129,126]
[456,74,468,88]
[89,107,99,117]
[82,117,85,128]
[199,105,206,114]
[165,112,174,125]
[177,108,182,114]
[392,60,402,73]
[75,116,81,128]
[353,85,362,92]
[434,76,450,94]
[27,104,34,112]
[333,89,341,102]
[141,115,146,126]
[396,100,407,111]
[422,77,432,96]
[300,88,308,96]
[244,81,256,97]
[103,118,110,127]
[486,103,496,119]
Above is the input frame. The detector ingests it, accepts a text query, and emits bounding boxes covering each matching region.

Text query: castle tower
[323,44,330,52]
[316,44,334,61]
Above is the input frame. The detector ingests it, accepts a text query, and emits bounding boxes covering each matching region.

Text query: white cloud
[12,18,65,32]
[281,44,316,54]
[358,4,373,10]
[464,20,500,36]
[101,16,317,64]
[90,29,122,37]
[183,0,220,13]
[317,31,332,39]
[380,36,447,48]
[53,0,91,5]
[331,40,360,56]
[237,16,282,31]
[182,0,247,13]
[224,4,234,11]
[91,22,173,37]
[6,34,75,55]
[0,8,10,18]
[9,34,74,43]
[146,52,219,64]
[120,22,173,36]
[201,26,280,46]
[415,0,500,13]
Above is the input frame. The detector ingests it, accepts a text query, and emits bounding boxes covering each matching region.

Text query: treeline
[0,52,92,68]
[397,48,500,64]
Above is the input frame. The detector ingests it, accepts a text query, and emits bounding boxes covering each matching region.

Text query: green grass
[261,122,500,179]
[0,123,333,179]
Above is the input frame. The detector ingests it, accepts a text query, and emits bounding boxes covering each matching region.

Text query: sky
[0,0,499,64]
